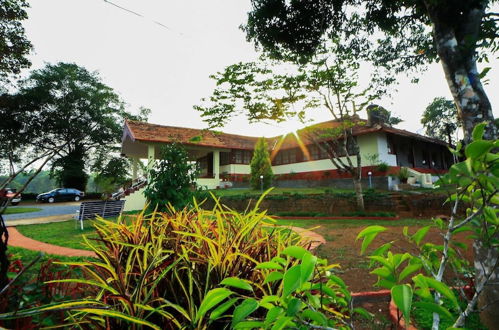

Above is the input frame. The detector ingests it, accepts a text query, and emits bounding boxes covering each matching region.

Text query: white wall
[220,164,251,175]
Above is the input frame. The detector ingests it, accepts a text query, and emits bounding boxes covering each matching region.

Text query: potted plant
[397,167,409,183]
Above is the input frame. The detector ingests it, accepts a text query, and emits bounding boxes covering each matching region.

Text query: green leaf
[210,298,239,320]
[472,122,487,140]
[256,262,283,270]
[220,277,253,291]
[282,246,308,259]
[196,288,232,322]
[263,271,283,285]
[300,252,317,283]
[282,265,301,297]
[353,307,373,320]
[391,284,413,324]
[413,301,453,320]
[270,316,293,330]
[357,225,387,239]
[80,308,162,330]
[302,309,327,325]
[465,140,493,159]
[398,263,422,282]
[232,299,259,327]
[286,298,302,316]
[425,278,458,308]
[260,295,280,309]
[234,321,264,329]
[264,306,284,327]
[412,226,431,246]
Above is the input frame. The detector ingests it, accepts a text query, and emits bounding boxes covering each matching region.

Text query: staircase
[111,177,147,200]
[391,194,412,218]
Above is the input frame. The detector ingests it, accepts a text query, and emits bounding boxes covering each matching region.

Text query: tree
[421,97,459,145]
[144,143,199,212]
[250,137,273,190]
[94,157,130,197]
[0,0,32,84]
[196,41,377,210]
[366,104,402,127]
[7,62,137,190]
[243,0,498,142]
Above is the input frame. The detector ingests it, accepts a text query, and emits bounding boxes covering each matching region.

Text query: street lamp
[260,175,264,193]
[367,171,373,189]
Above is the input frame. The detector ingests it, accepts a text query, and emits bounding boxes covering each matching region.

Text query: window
[387,136,396,154]
[220,152,230,166]
[234,150,243,164]
[288,149,296,163]
[310,145,320,160]
[243,150,252,164]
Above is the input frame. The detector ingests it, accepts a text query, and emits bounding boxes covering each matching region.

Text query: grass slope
[3,207,41,215]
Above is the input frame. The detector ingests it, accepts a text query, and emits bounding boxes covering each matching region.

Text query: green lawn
[208,187,355,197]
[272,217,431,229]
[3,207,41,215]
[7,246,93,279]
[16,220,101,251]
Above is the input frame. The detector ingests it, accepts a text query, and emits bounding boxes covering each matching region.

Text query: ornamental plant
[250,137,273,190]
[202,245,368,329]
[3,194,305,328]
[144,143,199,212]
[357,122,498,329]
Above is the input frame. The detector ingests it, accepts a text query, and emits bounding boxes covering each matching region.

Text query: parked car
[0,188,22,206]
[36,188,85,203]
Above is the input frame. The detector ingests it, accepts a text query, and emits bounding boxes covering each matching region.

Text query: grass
[16,219,102,251]
[273,217,431,229]
[208,187,355,197]
[3,207,41,215]
[7,246,94,280]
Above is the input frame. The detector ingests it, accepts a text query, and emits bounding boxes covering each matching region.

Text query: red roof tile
[124,119,448,151]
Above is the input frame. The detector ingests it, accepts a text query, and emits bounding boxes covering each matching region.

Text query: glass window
[235,150,243,164]
[310,145,320,160]
[281,150,289,164]
[288,149,296,163]
[243,151,252,164]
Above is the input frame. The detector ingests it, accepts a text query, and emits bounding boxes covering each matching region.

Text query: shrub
[35,195,304,328]
[397,167,410,183]
[144,143,199,212]
[376,162,389,173]
[250,137,273,190]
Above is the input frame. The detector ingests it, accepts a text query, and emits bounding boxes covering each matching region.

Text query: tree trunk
[426,3,499,326]
[427,2,497,142]
[353,177,364,211]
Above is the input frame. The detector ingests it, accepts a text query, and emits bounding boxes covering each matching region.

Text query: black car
[36,188,85,203]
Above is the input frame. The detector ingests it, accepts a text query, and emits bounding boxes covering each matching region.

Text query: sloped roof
[124,119,448,151]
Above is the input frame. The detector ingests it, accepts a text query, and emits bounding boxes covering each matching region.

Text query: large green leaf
[411,226,431,246]
[471,122,487,140]
[209,298,239,320]
[282,265,301,297]
[220,277,253,291]
[413,301,453,320]
[263,271,284,284]
[424,278,458,308]
[195,288,233,322]
[231,298,259,327]
[300,252,317,283]
[256,261,284,270]
[286,298,302,316]
[302,308,327,325]
[465,140,493,159]
[391,284,413,324]
[282,246,308,259]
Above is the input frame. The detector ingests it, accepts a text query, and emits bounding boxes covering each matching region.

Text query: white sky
[22,0,499,138]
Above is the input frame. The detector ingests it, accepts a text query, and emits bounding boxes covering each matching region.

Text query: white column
[213,150,220,184]
[147,145,155,175]
[132,157,139,180]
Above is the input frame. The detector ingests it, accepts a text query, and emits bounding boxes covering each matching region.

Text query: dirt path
[8,227,96,258]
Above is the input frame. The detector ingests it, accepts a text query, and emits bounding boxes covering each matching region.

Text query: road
[3,202,80,222]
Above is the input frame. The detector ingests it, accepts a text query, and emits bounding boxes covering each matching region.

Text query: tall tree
[0,0,32,84]
[421,97,459,145]
[8,62,136,190]
[250,137,273,190]
[243,0,498,142]
[196,41,378,210]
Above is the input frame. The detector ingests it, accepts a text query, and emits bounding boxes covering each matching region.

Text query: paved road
[3,202,80,222]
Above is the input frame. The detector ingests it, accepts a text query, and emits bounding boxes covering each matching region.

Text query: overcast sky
[22,0,499,137]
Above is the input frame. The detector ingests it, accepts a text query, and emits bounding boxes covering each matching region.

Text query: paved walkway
[4,203,80,221]
[8,227,96,258]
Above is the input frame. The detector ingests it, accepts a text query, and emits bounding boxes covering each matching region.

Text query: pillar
[147,144,155,176]
[132,157,139,180]
[213,150,220,183]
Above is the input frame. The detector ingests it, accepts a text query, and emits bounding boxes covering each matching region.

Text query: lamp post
[260,175,264,193]
[368,171,372,189]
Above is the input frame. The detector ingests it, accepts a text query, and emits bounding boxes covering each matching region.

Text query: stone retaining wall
[203,193,461,217]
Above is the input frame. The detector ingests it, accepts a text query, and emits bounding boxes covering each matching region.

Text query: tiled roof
[124,119,448,151]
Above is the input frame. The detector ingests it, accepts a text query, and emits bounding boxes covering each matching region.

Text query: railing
[111,177,147,200]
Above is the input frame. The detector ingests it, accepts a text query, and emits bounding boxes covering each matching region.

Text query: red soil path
[8,227,96,258]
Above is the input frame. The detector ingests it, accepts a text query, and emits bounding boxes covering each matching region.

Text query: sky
[21,0,499,138]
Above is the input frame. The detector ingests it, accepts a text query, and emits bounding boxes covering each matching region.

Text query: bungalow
[120,116,453,210]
